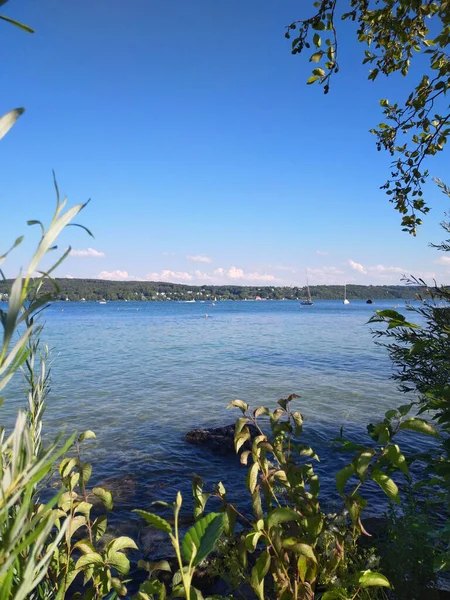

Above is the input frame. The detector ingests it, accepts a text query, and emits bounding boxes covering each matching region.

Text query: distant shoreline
[0,278,427,302]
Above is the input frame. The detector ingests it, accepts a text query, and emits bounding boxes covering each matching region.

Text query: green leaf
[313,33,322,47]
[0,235,23,265]
[190,587,205,600]
[250,550,271,600]
[111,577,127,596]
[358,570,390,588]
[68,515,86,538]
[137,559,171,574]
[385,444,409,476]
[267,507,301,530]
[80,462,92,485]
[75,501,92,518]
[235,429,250,453]
[136,580,166,598]
[73,539,95,555]
[227,399,248,413]
[133,510,172,534]
[371,470,400,504]
[254,406,270,418]
[246,531,263,551]
[336,464,355,495]
[240,450,251,465]
[354,449,375,479]
[107,536,138,554]
[298,554,307,583]
[369,422,391,444]
[247,462,259,494]
[235,417,249,434]
[400,417,439,438]
[310,51,323,63]
[283,539,317,563]
[92,487,113,510]
[0,14,34,33]
[181,512,224,566]
[108,551,131,576]
[76,552,104,569]
[398,404,412,416]
[78,430,96,442]
[92,515,107,541]
[59,457,77,478]
[374,309,405,321]
[292,411,303,435]
[0,108,25,140]
[307,75,320,84]
[385,409,399,420]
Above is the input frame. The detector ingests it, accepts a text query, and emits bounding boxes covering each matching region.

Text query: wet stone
[184,423,259,456]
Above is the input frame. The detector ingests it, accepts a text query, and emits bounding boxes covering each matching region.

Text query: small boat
[98,300,107,304]
[366,299,373,304]
[343,284,350,305]
[300,269,313,306]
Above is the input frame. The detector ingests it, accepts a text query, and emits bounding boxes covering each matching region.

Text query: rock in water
[185,423,258,456]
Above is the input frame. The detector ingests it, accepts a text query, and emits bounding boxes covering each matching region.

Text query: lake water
[1,299,429,544]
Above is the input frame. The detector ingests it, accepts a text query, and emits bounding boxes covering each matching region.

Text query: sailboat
[343,284,350,305]
[301,270,313,305]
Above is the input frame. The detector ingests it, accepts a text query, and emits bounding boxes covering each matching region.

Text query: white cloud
[307,266,345,284]
[436,256,450,265]
[370,264,404,274]
[186,254,212,263]
[226,266,244,279]
[64,274,74,279]
[316,250,328,256]
[147,266,277,284]
[250,273,277,282]
[346,260,411,282]
[348,259,367,274]
[98,270,134,281]
[216,266,276,282]
[348,260,411,280]
[70,248,105,258]
[147,270,193,282]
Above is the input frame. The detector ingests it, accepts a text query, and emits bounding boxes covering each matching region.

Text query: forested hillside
[0,278,425,301]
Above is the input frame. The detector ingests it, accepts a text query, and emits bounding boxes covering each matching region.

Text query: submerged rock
[185,423,258,456]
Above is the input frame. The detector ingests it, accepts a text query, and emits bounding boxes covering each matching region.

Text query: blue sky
[2,0,449,286]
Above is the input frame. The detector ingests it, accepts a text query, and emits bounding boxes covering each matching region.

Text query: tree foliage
[370,184,450,431]
[286,0,450,234]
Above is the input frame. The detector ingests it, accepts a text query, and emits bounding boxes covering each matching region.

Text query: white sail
[301,269,313,305]
[343,284,350,305]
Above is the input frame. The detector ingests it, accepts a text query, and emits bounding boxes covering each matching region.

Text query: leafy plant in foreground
[369,184,450,574]
[40,431,137,600]
[380,490,439,600]
[188,394,439,600]
[0,180,94,599]
[133,493,224,600]
[0,174,135,600]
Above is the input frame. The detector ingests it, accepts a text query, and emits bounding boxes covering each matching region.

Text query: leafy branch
[286,0,450,234]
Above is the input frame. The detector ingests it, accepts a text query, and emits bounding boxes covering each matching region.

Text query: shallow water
[1,299,431,537]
